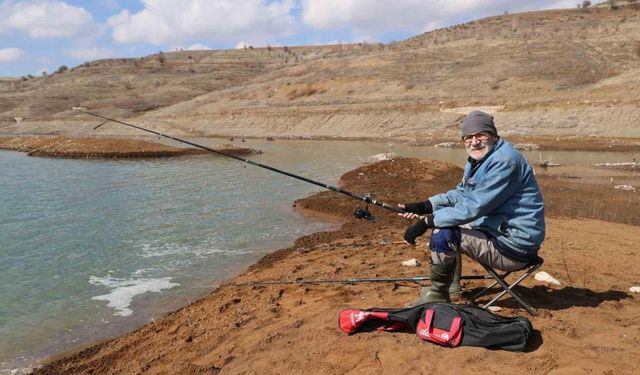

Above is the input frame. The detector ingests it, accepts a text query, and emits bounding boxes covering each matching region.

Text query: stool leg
[480,264,539,316]
[469,271,512,303]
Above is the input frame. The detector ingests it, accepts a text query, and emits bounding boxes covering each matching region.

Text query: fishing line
[236,274,492,286]
[72,107,421,222]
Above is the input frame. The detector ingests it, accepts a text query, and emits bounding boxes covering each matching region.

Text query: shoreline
[0,136,261,159]
[1,133,640,158]
[2,212,337,375]
[29,158,640,374]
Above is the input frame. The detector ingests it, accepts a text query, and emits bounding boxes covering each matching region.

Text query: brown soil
[505,135,640,152]
[32,158,640,375]
[0,136,261,158]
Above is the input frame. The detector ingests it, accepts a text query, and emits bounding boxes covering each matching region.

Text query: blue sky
[0,0,603,77]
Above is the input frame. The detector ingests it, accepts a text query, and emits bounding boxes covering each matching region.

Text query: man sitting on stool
[399,110,545,306]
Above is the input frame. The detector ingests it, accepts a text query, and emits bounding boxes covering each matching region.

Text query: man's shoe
[448,252,463,296]
[405,287,450,307]
[405,262,455,307]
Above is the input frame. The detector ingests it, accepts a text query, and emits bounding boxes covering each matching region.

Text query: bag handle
[416,308,463,347]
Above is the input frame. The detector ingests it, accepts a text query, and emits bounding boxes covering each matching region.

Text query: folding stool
[467,255,544,316]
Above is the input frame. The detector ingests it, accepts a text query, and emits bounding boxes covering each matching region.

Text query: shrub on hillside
[56,65,68,74]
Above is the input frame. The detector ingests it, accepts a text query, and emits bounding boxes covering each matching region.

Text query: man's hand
[398,201,433,221]
[403,215,435,245]
[398,207,421,221]
[403,219,428,245]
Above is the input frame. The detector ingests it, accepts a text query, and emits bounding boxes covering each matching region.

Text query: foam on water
[137,240,263,258]
[89,275,179,317]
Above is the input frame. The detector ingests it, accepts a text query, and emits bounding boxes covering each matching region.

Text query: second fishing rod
[73,108,420,222]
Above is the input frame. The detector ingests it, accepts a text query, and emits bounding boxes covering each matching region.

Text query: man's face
[463,131,496,161]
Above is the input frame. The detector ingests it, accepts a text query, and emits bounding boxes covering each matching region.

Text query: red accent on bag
[416,309,462,347]
[338,310,390,334]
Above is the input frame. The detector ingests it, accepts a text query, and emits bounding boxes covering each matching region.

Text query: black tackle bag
[339,302,533,352]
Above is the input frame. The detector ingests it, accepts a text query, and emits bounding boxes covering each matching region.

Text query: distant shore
[0,136,261,158]
[1,134,640,159]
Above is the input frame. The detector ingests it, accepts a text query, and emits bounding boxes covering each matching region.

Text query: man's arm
[429,183,465,211]
[400,184,463,218]
[432,161,519,227]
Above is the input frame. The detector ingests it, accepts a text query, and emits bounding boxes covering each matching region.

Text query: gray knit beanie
[461,111,498,138]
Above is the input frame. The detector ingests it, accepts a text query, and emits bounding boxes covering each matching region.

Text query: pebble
[368,153,399,162]
[614,185,636,192]
[401,258,421,267]
[534,271,561,286]
[514,143,540,151]
[630,286,640,293]
[434,142,456,148]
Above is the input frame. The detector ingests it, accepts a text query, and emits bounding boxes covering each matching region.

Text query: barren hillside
[0,47,339,121]
[2,4,639,140]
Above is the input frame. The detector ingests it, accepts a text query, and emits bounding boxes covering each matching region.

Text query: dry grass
[286,84,327,100]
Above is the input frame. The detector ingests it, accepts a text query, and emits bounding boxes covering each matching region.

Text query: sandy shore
[28,157,640,374]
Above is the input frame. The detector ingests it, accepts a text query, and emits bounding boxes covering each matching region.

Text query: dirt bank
[32,158,640,374]
[0,136,261,158]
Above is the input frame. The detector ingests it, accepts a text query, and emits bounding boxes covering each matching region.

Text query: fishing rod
[72,107,417,221]
[245,274,492,286]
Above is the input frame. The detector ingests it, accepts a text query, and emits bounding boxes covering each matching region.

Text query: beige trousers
[431,227,528,272]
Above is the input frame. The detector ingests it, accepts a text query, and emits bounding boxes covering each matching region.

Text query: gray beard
[465,139,495,160]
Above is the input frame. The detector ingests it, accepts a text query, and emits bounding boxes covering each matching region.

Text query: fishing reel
[353,204,375,222]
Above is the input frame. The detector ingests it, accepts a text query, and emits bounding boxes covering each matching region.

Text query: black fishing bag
[339,302,533,352]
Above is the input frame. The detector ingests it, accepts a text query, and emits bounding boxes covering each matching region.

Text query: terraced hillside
[1,4,639,139]
[0,45,352,122]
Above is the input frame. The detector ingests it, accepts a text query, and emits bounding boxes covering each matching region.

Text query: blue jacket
[428,139,545,261]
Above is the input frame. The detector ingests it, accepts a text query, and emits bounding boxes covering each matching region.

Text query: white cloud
[235,41,250,49]
[107,0,296,45]
[0,0,94,38]
[65,47,115,60]
[173,43,210,51]
[303,0,456,32]
[301,0,595,36]
[186,43,210,50]
[0,47,25,63]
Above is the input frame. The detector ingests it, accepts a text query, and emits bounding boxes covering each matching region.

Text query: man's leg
[407,227,459,307]
[458,228,528,272]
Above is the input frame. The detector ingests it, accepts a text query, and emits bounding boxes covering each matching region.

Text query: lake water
[0,138,637,372]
